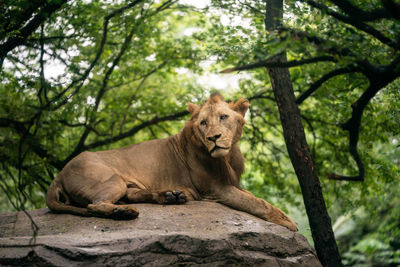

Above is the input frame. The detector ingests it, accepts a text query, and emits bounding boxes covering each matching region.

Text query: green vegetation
[1,0,399,266]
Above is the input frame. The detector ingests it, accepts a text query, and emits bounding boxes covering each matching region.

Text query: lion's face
[188,94,249,158]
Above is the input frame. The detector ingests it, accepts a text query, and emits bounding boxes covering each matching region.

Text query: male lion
[46,93,297,231]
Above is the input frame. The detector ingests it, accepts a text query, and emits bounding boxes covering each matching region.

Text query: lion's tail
[46,181,91,216]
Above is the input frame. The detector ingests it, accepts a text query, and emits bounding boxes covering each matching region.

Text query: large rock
[0,201,321,266]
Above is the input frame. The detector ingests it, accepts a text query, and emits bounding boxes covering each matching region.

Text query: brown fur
[46,94,297,231]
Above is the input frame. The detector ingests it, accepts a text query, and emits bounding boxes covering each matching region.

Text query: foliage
[0,0,207,210]
[0,0,399,265]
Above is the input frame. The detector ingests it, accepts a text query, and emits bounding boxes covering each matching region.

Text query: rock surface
[0,201,321,266]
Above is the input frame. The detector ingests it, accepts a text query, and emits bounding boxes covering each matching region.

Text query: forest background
[0,0,399,266]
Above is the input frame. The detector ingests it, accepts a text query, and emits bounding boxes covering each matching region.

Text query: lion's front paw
[276,217,298,232]
[264,203,298,231]
[164,190,187,204]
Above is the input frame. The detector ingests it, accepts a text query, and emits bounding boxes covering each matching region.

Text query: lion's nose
[207,134,221,142]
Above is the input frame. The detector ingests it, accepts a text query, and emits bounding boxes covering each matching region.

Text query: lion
[46,93,297,231]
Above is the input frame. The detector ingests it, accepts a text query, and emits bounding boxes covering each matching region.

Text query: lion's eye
[220,114,229,121]
[200,120,207,126]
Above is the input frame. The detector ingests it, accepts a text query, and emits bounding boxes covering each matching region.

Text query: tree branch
[220,56,336,73]
[58,119,106,137]
[154,0,178,13]
[328,56,400,181]
[280,26,357,58]
[85,111,188,149]
[382,0,400,20]
[26,34,81,42]
[238,0,265,15]
[329,0,393,21]
[303,0,397,49]
[296,66,357,104]
[70,21,140,159]
[46,0,145,111]
[0,0,69,69]
[0,2,43,39]
[37,24,49,105]
[118,60,171,134]
[0,118,64,170]
[247,90,275,102]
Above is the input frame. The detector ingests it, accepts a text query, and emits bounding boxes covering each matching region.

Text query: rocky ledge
[0,201,321,266]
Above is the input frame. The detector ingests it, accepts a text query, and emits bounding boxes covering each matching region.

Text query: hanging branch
[327,83,379,182]
[328,56,400,181]
[0,118,64,170]
[220,56,336,73]
[37,24,48,106]
[16,127,40,251]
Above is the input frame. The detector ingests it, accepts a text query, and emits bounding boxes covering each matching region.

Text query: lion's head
[187,93,249,158]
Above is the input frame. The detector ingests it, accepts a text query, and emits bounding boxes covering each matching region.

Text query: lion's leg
[86,174,139,220]
[125,188,188,204]
[125,188,154,203]
[215,186,298,231]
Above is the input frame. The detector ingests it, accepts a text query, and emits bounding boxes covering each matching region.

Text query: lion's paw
[164,190,186,204]
[111,205,139,220]
[276,218,298,232]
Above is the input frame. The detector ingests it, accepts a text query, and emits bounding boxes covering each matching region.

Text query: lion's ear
[232,98,250,117]
[187,102,200,114]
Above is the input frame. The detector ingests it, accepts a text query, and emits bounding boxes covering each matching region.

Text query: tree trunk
[264,1,342,266]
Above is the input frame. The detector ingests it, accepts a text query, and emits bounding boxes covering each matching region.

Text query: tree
[262,0,342,265]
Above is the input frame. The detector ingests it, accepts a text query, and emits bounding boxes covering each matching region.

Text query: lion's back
[92,136,190,189]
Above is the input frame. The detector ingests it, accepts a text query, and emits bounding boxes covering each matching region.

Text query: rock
[0,201,321,266]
